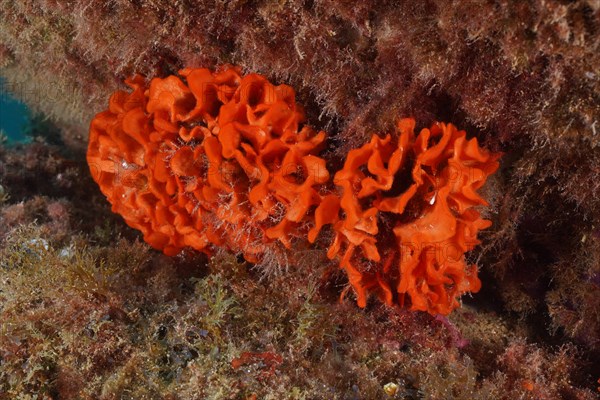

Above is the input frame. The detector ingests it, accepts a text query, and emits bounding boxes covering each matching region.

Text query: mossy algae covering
[1,1,599,398]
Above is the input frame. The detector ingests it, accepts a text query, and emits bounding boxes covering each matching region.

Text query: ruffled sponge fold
[87,65,328,262]
[88,65,500,315]
[308,119,501,315]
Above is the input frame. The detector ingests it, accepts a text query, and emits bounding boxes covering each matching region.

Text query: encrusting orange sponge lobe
[88,64,501,316]
[88,65,328,263]
[309,118,500,315]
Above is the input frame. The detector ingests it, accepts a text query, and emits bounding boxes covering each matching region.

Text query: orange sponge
[88,66,500,315]
[88,65,328,261]
[309,118,500,314]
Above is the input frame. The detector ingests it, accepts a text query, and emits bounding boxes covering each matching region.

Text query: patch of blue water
[0,77,32,143]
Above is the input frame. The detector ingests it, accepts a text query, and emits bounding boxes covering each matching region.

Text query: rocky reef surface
[1,1,599,398]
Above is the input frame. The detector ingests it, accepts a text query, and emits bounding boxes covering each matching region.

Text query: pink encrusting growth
[87,65,500,315]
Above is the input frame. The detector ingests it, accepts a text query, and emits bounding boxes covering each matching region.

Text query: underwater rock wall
[1,0,599,398]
